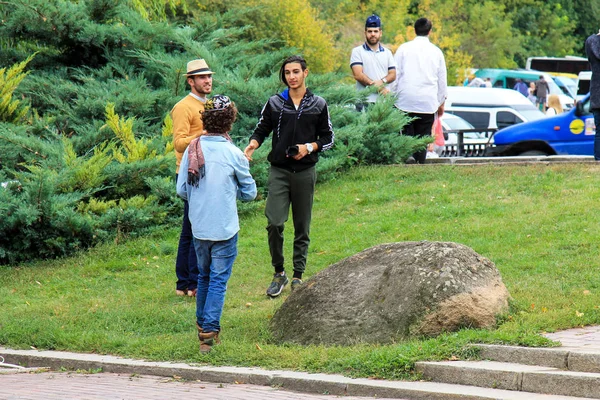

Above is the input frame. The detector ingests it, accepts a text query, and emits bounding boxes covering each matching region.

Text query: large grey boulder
[270,241,510,345]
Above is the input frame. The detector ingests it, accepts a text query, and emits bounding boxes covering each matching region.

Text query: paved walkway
[543,325,600,351]
[0,371,401,400]
[2,325,600,400]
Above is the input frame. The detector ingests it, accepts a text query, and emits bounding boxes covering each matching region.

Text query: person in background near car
[244,56,335,298]
[171,59,213,297]
[545,94,563,116]
[176,95,257,353]
[513,78,529,97]
[466,76,485,87]
[484,77,492,88]
[585,29,600,160]
[350,14,397,111]
[527,81,537,105]
[392,17,447,164]
[535,75,550,112]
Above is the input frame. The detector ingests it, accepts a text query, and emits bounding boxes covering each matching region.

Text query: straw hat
[184,59,213,76]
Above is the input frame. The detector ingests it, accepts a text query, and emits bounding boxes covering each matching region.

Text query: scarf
[187,133,233,187]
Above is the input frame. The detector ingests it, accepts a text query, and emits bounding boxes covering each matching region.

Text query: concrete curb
[0,347,581,400]
[425,155,596,165]
[0,367,46,375]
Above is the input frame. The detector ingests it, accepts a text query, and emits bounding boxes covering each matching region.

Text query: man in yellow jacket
[171,59,213,297]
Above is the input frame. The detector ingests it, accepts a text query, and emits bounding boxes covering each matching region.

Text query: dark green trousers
[265,165,316,276]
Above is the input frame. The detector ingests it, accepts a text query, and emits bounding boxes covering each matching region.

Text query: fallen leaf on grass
[576,311,584,317]
[583,290,591,295]
[255,343,262,351]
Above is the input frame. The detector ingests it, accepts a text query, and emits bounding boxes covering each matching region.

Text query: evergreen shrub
[0,0,423,264]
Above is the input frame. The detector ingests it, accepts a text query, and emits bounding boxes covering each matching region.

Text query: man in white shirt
[350,14,397,111]
[393,18,447,164]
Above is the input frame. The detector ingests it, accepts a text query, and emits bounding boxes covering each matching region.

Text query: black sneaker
[266,273,289,297]
[291,278,303,292]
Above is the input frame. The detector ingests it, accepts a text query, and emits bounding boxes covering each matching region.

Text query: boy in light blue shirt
[177,95,256,353]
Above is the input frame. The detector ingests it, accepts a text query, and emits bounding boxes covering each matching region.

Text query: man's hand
[244,139,259,161]
[437,102,445,117]
[291,144,308,160]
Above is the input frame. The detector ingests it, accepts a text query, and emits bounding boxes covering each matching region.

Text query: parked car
[487,93,595,156]
[474,69,575,109]
[445,86,545,132]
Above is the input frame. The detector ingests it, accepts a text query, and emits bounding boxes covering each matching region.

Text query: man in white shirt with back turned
[393,17,447,164]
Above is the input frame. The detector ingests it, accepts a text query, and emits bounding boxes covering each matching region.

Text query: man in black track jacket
[244,55,334,298]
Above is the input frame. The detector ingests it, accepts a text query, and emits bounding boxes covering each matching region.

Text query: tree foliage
[0,53,34,123]
[0,0,419,264]
[306,0,588,76]
[0,0,591,264]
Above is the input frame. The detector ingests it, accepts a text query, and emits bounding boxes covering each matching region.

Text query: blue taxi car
[487,94,595,156]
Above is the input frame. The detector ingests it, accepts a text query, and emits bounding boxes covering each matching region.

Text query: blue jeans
[593,109,600,160]
[194,233,238,333]
[175,179,198,291]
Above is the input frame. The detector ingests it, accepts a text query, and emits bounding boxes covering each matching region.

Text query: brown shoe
[198,331,220,354]
[196,322,203,341]
[175,289,187,296]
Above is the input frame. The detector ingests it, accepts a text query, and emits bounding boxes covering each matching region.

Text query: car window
[505,78,517,88]
[450,111,490,129]
[443,116,474,130]
[578,79,591,96]
[497,111,522,129]
[554,76,577,98]
[544,74,565,96]
[578,96,592,115]
[463,131,485,139]
[512,105,546,121]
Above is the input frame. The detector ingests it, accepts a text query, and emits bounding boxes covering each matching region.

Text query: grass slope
[2,163,600,379]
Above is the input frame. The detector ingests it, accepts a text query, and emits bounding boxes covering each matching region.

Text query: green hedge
[0,0,426,264]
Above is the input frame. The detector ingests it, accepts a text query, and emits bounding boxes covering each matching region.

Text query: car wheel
[519,150,547,156]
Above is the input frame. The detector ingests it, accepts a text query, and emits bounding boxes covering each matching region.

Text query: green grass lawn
[2,163,600,379]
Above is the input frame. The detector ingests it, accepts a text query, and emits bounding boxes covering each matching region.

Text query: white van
[445,86,545,132]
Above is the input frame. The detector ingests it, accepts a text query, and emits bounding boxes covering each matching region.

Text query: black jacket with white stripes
[250,88,334,172]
